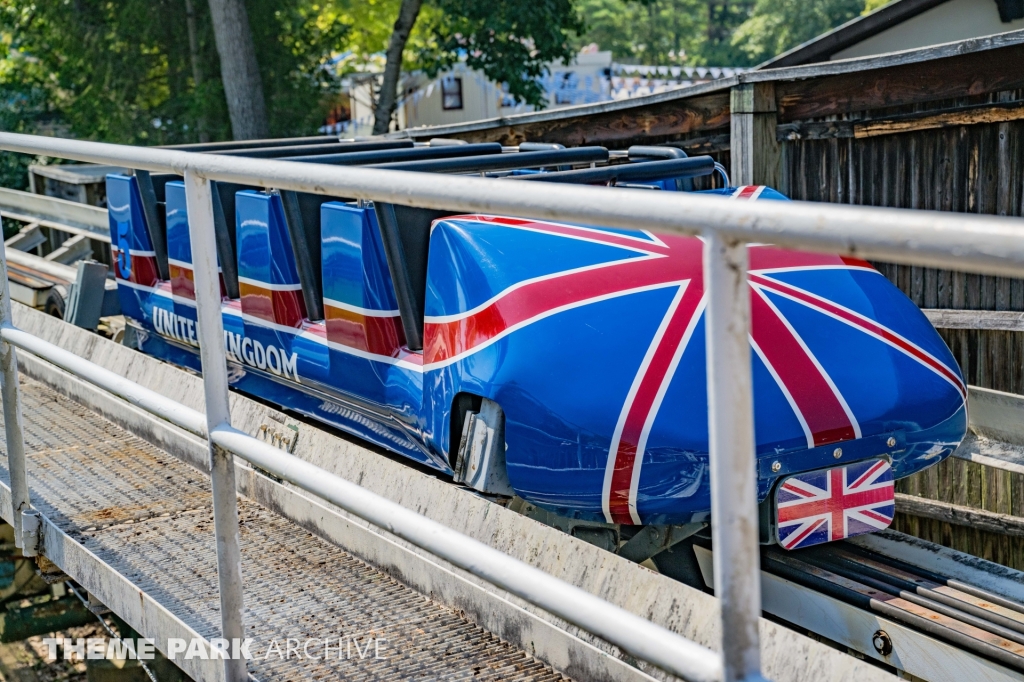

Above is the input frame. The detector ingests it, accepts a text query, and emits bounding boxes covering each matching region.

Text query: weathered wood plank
[895,493,1024,538]
[751,28,1024,84]
[731,83,780,186]
[855,101,1024,138]
[395,31,1024,146]
[923,309,1024,331]
[895,452,1024,570]
[673,133,731,154]
[777,102,1024,142]
[775,42,1024,122]
[406,91,733,146]
[396,77,736,142]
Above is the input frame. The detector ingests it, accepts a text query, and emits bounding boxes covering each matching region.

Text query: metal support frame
[0,241,28,544]
[182,171,247,682]
[704,233,763,682]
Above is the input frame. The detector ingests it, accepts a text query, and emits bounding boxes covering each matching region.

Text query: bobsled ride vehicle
[107,137,967,564]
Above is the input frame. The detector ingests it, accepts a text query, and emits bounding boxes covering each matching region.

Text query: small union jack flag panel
[776,458,895,550]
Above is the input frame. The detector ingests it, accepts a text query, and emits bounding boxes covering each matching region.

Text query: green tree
[370,0,583,133]
[700,0,755,65]
[0,0,349,145]
[730,0,864,64]
[572,0,705,65]
[249,1,351,136]
[572,0,757,66]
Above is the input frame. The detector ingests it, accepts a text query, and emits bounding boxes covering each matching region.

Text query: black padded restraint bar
[133,171,172,281]
[162,135,339,153]
[214,140,413,159]
[284,142,503,165]
[511,155,715,185]
[374,202,423,350]
[371,147,609,173]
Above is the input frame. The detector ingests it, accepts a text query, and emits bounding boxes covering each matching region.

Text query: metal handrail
[1,132,1024,276]
[1,131,1018,682]
[0,324,723,681]
[0,132,752,682]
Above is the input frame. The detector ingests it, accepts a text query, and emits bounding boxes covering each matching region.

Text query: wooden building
[388,29,1024,568]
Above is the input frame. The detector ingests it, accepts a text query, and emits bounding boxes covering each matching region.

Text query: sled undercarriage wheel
[44,285,68,319]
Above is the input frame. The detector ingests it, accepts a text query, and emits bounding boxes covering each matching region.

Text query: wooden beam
[964,385,1024,449]
[855,101,1024,138]
[895,493,1024,538]
[749,28,1024,86]
[672,133,731,155]
[398,78,735,143]
[776,120,855,142]
[758,0,949,69]
[730,82,779,186]
[778,101,1024,142]
[922,308,1024,332]
[774,41,1024,122]
[441,91,732,147]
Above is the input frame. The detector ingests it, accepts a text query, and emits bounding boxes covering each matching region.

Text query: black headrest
[210,181,254,300]
[284,142,503,165]
[373,204,458,351]
[510,155,715,185]
[279,191,345,322]
[371,147,609,174]
[216,140,413,159]
[134,171,179,281]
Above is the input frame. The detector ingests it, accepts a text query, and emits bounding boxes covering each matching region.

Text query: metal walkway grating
[0,376,570,681]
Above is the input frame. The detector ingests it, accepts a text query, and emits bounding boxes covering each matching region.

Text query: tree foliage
[730,0,864,64]
[573,0,865,67]
[417,0,583,106]
[0,0,874,166]
[572,0,754,66]
[0,0,349,145]
[571,0,704,66]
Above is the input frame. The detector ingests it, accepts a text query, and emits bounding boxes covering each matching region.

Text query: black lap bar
[162,135,339,153]
[510,155,715,184]
[283,143,503,165]
[213,140,413,159]
[370,147,609,173]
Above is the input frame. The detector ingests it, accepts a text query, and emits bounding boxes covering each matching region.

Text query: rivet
[872,630,893,656]
[771,461,782,473]
[833,448,843,459]
[887,436,897,448]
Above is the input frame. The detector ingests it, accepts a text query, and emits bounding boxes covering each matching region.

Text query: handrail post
[0,243,30,546]
[183,171,247,682]
[703,231,764,682]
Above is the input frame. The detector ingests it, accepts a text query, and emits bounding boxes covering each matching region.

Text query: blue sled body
[108,175,967,527]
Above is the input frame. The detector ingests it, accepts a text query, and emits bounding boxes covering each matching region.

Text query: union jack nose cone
[747,246,967,490]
